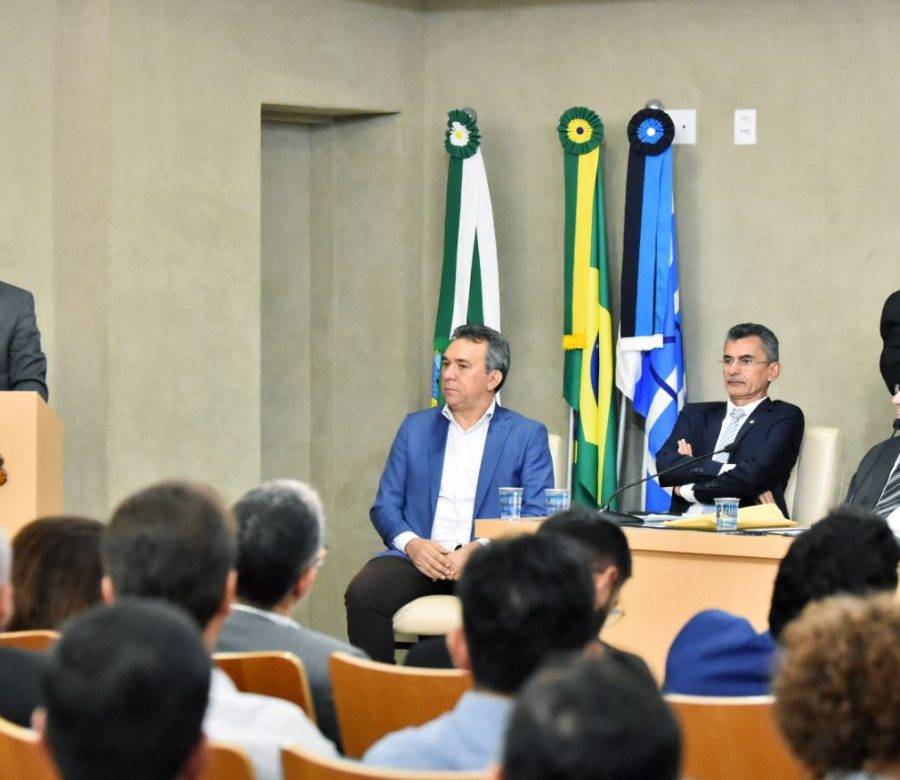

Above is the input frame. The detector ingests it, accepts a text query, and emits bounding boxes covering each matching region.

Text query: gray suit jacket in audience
[216,604,367,748]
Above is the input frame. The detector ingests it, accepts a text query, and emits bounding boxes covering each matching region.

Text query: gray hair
[726,322,779,362]
[450,324,511,391]
[0,531,9,585]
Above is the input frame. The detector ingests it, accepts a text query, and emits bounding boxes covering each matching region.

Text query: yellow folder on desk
[663,503,798,531]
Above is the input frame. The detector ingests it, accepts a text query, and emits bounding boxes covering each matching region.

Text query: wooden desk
[475,520,792,682]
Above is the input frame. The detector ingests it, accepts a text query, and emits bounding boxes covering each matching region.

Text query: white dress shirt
[393,400,495,553]
[204,667,337,780]
[680,397,767,510]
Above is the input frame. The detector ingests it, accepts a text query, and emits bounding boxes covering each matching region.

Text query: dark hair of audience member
[539,506,632,579]
[456,534,596,694]
[767,505,899,641]
[8,517,103,632]
[102,481,236,629]
[773,594,900,778]
[42,599,211,780]
[232,480,323,609]
[502,654,681,780]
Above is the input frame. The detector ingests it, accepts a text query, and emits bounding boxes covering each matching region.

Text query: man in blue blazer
[656,323,804,517]
[0,281,48,401]
[345,324,554,662]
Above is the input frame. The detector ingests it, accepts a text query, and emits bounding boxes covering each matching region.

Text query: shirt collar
[230,602,301,631]
[726,396,767,419]
[442,398,497,430]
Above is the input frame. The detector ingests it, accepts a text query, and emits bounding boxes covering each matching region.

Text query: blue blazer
[656,398,804,517]
[369,405,554,557]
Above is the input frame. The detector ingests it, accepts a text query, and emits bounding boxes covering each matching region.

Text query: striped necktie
[873,461,900,518]
[712,408,746,464]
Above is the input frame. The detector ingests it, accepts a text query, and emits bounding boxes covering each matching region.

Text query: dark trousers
[344,555,454,663]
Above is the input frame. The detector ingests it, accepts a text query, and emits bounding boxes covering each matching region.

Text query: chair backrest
[329,651,472,759]
[548,432,565,489]
[0,717,59,779]
[282,744,487,780]
[0,630,60,653]
[200,741,255,780]
[783,425,843,525]
[213,651,317,722]
[665,694,809,780]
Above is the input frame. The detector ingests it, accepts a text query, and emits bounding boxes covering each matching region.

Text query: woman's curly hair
[773,593,900,778]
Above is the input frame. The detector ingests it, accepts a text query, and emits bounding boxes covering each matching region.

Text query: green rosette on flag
[558,106,618,507]
[431,109,500,406]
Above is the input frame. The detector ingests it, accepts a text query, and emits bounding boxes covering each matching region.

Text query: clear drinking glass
[714,497,740,531]
[545,488,571,515]
[499,487,524,520]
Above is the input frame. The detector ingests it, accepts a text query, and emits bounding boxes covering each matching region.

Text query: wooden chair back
[213,651,317,722]
[665,694,810,780]
[199,741,255,780]
[0,630,59,653]
[329,651,472,759]
[282,744,487,780]
[0,717,59,779]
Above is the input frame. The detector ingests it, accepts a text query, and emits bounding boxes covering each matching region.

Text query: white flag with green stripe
[431,109,500,405]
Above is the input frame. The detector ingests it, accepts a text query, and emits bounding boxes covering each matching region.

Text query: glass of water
[545,488,571,516]
[499,487,524,520]
[714,497,740,531]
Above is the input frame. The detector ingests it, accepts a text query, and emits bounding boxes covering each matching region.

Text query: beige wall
[422,0,900,497]
[1,0,898,639]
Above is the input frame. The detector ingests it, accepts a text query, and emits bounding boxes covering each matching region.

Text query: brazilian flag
[558,107,617,508]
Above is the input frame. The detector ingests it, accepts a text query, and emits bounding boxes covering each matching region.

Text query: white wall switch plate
[666,109,696,145]
[734,109,757,145]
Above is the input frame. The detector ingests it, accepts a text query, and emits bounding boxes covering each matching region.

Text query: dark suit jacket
[370,405,554,555]
[846,435,900,510]
[0,646,43,727]
[0,281,48,401]
[657,398,804,517]
[216,606,366,748]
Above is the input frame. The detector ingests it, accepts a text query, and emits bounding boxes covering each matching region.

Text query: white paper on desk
[642,514,683,523]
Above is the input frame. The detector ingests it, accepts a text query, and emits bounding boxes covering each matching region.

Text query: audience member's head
[499,654,681,780]
[773,593,900,778]
[8,517,103,632]
[232,479,325,611]
[0,530,11,629]
[102,481,236,640]
[450,534,596,695]
[539,507,632,632]
[40,599,210,780]
[768,505,899,641]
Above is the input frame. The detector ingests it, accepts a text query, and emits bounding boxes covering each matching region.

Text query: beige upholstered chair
[783,425,843,525]
[665,693,809,780]
[0,717,59,779]
[547,432,565,488]
[328,651,472,758]
[199,741,255,780]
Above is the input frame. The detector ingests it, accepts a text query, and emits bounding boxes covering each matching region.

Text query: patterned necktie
[873,461,900,518]
[712,408,746,464]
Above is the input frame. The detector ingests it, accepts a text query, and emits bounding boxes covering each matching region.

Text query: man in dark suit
[657,323,804,517]
[345,324,554,662]
[0,532,44,727]
[846,290,900,532]
[0,281,48,401]
[216,479,366,747]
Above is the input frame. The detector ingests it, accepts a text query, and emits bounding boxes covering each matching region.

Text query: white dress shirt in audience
[393,400,495,552]
[204,667,337,780]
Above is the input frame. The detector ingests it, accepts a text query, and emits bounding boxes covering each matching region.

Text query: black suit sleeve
[9,290,48,401]
[656,410,721,486]
[692,408,804,503]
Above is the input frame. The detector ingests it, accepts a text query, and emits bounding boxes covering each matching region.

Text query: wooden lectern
[0,392,62,539]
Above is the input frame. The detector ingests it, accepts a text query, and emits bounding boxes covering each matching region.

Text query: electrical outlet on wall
[734,109,757,145]
[666,109,696,145]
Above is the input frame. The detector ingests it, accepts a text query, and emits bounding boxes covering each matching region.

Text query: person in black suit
[0,281,48,401]
[846,290,900,532]
[0,532,44,727]
[657,323,804,517]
